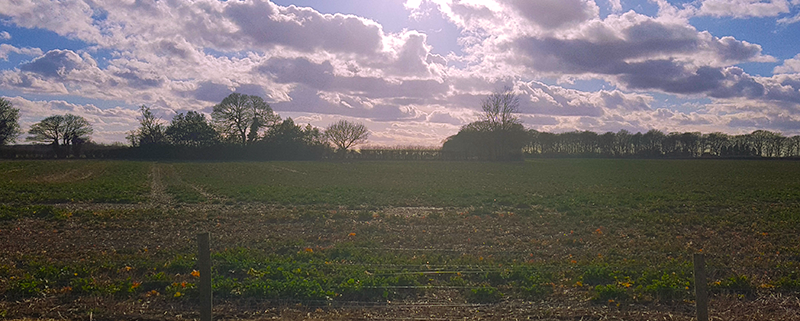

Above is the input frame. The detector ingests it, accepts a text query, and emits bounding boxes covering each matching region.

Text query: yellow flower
[174,291,182,298]
[191,270,200,278]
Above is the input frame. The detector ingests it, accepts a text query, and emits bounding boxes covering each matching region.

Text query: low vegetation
[0,159,798,319]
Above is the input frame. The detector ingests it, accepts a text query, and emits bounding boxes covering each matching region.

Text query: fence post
[198,232,212,321]
[693,253,708,321]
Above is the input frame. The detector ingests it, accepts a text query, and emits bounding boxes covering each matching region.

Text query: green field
[0,159,799,320]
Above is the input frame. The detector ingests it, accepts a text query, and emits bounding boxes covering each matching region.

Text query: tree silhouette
[127,105,166,147]
[325,119,369,152]
[481,87,520,131]
[27,114,92,157]
[442,88,525,160]
[165,111,218,147]
[0,97,20,146]
[212,93,280,146]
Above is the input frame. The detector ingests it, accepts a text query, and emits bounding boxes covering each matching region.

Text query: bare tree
[0,97,20,145]
[325,120,369,152]
[212,93,280,146]
[481,87,520,131]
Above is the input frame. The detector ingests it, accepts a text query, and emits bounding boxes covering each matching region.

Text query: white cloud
[774,54,800,73]
[0,31,10,40]
[1,0,800,145]
[777,12,800,24]
[0,44,43,60]
[695,0,792,18]
[609,0,623,12]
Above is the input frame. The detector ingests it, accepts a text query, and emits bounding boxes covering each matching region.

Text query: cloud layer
[1,0,799,145]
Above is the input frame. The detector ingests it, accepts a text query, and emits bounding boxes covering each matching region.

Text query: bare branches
[325,120,369,152]
[480,87,520,131]
[212,93,280,146]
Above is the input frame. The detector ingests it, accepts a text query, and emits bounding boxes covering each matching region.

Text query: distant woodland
[2,93,800,161]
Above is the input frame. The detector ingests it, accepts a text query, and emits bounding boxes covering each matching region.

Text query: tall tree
[27,115,65,146]
[703,132,730,156]
[27,114,92,157]
[748,130,776,157]
[0,97,21,145]
[62,114,93,146]
[641,129,665,156]
[480,87,521,131]
[325,119,369,152]
[165,111,218,147]
[211,93,280,146]
[128,105,166,147]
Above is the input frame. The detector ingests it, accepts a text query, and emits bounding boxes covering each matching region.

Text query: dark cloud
[234,84,267,98]
[763,75,800,104]
[19,49,89,78]
[113,70,164,89]
[714,36,764,61]
[508,0,596,29]
[224,0,382,55]
[258,57,449,100]
[259,57,335,90]
[508,15,775,101]
[427,111,463,125]
[272,84,420,121]
[193,81,232,102]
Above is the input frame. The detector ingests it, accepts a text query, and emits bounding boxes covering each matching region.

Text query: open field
[0,159,799,320]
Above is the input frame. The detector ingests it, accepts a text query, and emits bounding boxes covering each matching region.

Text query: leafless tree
[481,87,520,131]
[212,93,280,146]
[325,120,369,152]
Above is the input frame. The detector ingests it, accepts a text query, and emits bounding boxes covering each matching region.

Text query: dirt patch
[148,163,172,204]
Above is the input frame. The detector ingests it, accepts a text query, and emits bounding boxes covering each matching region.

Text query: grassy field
[0,159,799,320]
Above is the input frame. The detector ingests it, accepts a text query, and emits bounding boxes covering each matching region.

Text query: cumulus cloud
[3,96,141,143]
[0,31,10,40]
[775,54,800,74]
[271,84,424,122]
[0,44,43,60]
[608,0,623,12]
[19,49,97,78]
[506,0,598,29]
[516,81,652,117]
[2,0,800,145]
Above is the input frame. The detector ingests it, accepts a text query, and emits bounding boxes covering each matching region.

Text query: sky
[1,0,800,146]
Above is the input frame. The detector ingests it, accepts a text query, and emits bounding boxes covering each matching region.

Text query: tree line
[2,93,800,161]
[0,95,370,160]
[442,88,800,160]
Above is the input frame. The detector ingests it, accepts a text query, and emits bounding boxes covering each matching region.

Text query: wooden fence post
[198,232,212,321]
[694,253,708,321]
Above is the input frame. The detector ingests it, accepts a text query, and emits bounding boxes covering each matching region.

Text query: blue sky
[2,0,800,145]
